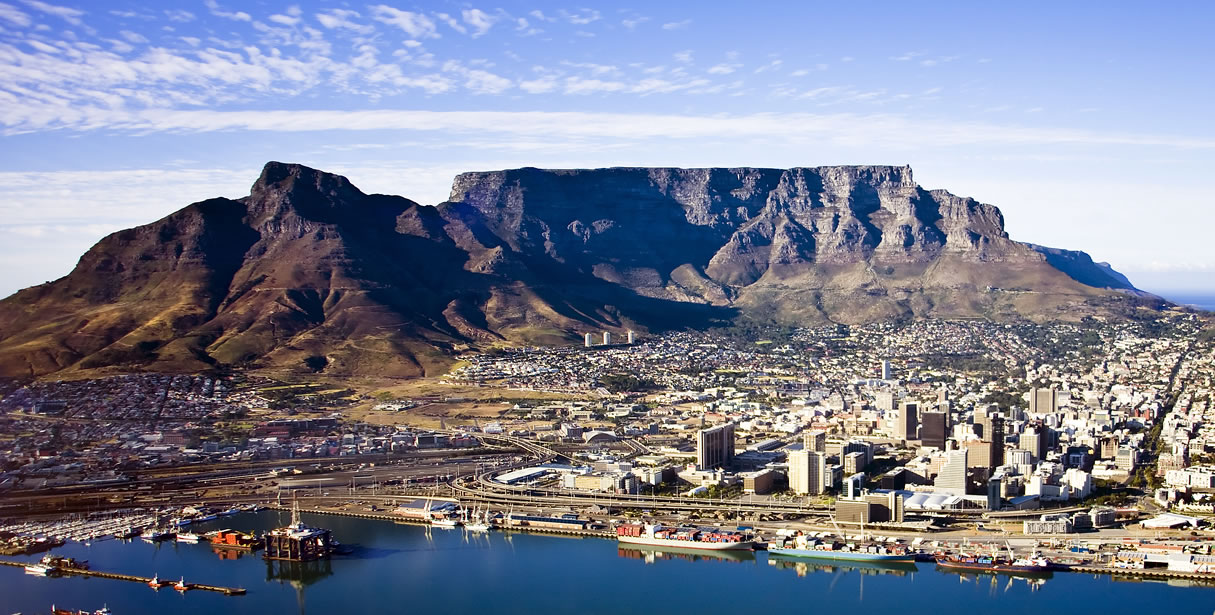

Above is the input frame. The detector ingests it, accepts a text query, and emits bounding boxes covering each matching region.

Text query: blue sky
[1,1,1213,299]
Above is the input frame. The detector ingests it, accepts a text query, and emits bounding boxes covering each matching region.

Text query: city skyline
[1,1,1213,298]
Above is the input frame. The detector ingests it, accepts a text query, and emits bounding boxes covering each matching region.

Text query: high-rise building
[843,451,866,475]
[934,449,968,495]
[789,448,826,495]
[895,401,919,441]
[880,360,892,380]
[937,387,949,404]
[874,391,895,412]
[696,423,736,470]
[584,333,594,347]
[626,330,636,344]
[603,331,612,345]
[921,411,948,449]
[987,474,1004,511]
[804,430,827,453]
[1022,425,1047,463]
[841,439,874,468]
[843,472,865,499]
[1029,387,1059,414]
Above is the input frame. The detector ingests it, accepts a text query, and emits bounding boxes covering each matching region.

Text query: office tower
[804,429,827,453]
[626,330,636,345]
[895,401,919,441]
[1029,387,1059,414]
[987,474,1003,511]
[934,448,968,495]
[584,333,594,348]
[1022,425,1047,463]
[843,451,866,475]
[986,417,1005,466]
[603,331,612,345]
[696,423,735,470]
[937,387,949,404]
[843,472,865,499]
[875,391,895,412]
[842,439,874,468]
[881,360,892,380]
[921,411,948,449]
[789,448,826,495]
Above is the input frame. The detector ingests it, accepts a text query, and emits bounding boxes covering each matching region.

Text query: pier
[0,559,247,595]
[1067,565,1215,583]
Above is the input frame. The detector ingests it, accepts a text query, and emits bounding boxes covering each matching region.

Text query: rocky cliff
[0,162,1156,378]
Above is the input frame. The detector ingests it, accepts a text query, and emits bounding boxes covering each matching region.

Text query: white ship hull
[617,535,754,551]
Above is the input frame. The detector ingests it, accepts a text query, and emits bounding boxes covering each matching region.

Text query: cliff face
[0,162,1154,378]
[448,166,1143,322]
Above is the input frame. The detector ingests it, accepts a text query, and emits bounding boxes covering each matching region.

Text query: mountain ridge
[0,162,1161,378]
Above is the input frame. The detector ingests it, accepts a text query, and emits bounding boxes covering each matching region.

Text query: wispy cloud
[0,3,31,27]
[461,8,497,38]
[661,19,690,30]
[558,9,600,25]
[202,0,249,22]
[19,0,82,25]
[370,5,437,39]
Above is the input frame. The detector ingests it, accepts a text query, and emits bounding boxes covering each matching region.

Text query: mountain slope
[0,162,1157,378]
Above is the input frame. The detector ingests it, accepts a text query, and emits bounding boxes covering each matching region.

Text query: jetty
[0,559,247,595]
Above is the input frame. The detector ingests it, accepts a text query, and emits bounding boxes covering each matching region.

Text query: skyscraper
[874,391,895,412]
[895,401,919,441]
[934,449,968,495]
[696,423,736,470]
[1029,387,1059,414]
[804,430,827,453]
[789,448,826,495]
[880,360,892,380]
[921,411,948,449]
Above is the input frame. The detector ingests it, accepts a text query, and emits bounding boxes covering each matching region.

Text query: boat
[210,529,263,551]
[52,605,112,615]
[431,516,462,528]
[176,532,202,543]
[935,553,1052,574]
[465,507,492,532]
[24,563,56,576]
[767,532,915,563]
[935,543,1052,575]
[140,528,172,542]
[615,524,754,551]
[173,577,189,591]
[147,574,164,589]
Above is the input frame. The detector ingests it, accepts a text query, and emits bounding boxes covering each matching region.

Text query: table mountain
[0,162,1158,378]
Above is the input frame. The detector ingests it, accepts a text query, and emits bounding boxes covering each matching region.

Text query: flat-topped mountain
[0,162,1158,378]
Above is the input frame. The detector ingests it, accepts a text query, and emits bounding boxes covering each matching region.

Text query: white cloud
[518,76,556,93]
[203,0,250,22]
[19,0,82,25]
[435,12,466,34]
[621,15,648,29]
[370,5,437,39]
[558,9,600,25]
[164,9,194,23]
[673,50,692,64]
[0,2,32,26]
[268,12,300,26]
[661,19,690,30]
[316,9,372,34]
[118,29,146,44]
[707,63,739,75]
[461,8,497,38]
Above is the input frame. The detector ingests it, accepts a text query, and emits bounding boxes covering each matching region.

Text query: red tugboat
[147,574,164,589]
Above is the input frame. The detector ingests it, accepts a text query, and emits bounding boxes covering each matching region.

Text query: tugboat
[147,574,164,589]
[173,577,190,592]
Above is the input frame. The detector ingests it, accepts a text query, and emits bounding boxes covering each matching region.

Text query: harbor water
[2,511,1213,614]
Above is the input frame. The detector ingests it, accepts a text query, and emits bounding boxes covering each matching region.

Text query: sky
[1,1,1213,300]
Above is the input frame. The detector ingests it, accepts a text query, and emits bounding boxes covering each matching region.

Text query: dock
[0,559,247,595]
[1068,565,1215,583]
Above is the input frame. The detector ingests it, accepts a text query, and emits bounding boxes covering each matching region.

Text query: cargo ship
[615,524,754,551]
[935,551,1052,575]
[767,532,915,563]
